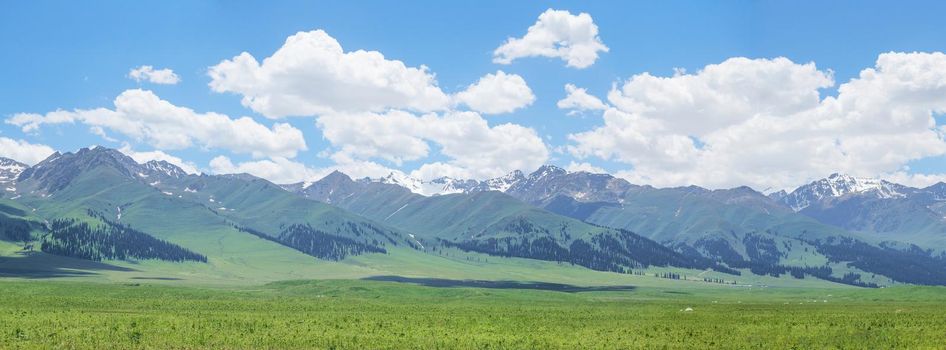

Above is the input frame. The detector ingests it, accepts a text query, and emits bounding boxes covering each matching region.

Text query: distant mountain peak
[530,164,567,178]
[322,170,353,182]
[0,156,26,165]
[478,170,526,193]
[0,157,27,189]
[13,146,201,194]
[141,160,187,179]
[35,151,62,166]
[14,146,144,194]
[822,173,904,198]
[925,182,946,200]
[721,185,760,194]
[777,173,907,211]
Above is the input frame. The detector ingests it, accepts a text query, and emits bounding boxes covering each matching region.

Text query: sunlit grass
[1,280,943,349]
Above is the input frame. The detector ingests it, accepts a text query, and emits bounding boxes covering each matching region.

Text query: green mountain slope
[290,172,735,274]
[9,147,417,267]
[499,169,946,286]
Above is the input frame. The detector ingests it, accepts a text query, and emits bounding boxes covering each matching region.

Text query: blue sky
[2,1,946,190]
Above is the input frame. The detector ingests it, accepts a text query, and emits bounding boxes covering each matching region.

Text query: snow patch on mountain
[142,160,187,178]
[362,172,472,196]
[0,157,27,187]
[778,173,907,211]
[481,170,526,192]
[361,165,575,197]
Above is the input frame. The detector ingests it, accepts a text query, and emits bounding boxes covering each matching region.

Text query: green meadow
[2,212,944,349]
[2,278,945,349]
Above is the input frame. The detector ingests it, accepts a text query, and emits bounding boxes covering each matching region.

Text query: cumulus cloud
[203,29,549,181]
[88,126,118,142]
[565,161,606,174]
[208,30,450,118]
[317,110,431,165]
[0,137,55,165]
[885,171,946,189]
[118,145,199,174]
[454,71,535,114]
[7,89,307,159]
[568,52,946,191]
[128,65,180,85]
[557,83,608,114]
[317,110,549,180]
[209,156,324,184]
[209,154,399,184]
[493,9,608,68]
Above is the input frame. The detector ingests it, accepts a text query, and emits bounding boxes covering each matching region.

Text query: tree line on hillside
[41,210,206,263]
[693,234,879,288]
[808,236,946,286]
[234,223,387,261]
[440,222,738,275]
[0,214,33,242]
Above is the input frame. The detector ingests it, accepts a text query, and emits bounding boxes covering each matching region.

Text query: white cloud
[128,65,180,85]
[565,161,605,174]
[327,156,404,180]
[203,29,549,181]
[208,30,450,118]
[557,83,608,114]
[493,9,608,69]
[569,52,946,191]
[408,162,474,181]
[606,57,834,136]
[316,110,549,180]
[119,145,199,174]
[209,156,323,184]
[0,137,55,165]
[7,89,307,159]
[317,110,431,165]
[885,171,946,188]
[88,126,118,142]
[209,154,398,184]
[454,71,535,114]
[425,112,548,179]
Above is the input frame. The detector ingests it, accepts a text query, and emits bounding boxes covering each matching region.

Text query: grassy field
[0,238,858,290]
[1,279,945,349]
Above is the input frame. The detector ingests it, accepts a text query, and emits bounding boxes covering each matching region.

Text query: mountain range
[326,166,946,248]
[2,146,946,287]
[286,164,946,286]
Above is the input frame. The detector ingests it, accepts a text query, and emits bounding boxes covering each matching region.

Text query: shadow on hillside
[363,275,636,293]
[130,276,183,281]
[0,250,135,278]
[0,202,27,216]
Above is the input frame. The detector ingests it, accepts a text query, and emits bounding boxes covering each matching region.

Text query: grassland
[0,238,856,290]
[1,279,945,349]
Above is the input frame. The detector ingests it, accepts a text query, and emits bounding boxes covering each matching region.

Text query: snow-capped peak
[359,165,576,196]
[0,158,26,174]
[142,160,186,178]
[363,171,516,196]
[529,164,567,179]
[779,173,906,211]
[823,173,901,197]
[480,170,526,192]
[0,157,27,186]
[424,177,479,195]
[363,172,450,196]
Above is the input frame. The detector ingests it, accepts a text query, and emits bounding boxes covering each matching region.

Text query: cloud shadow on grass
[363,275,636,293]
